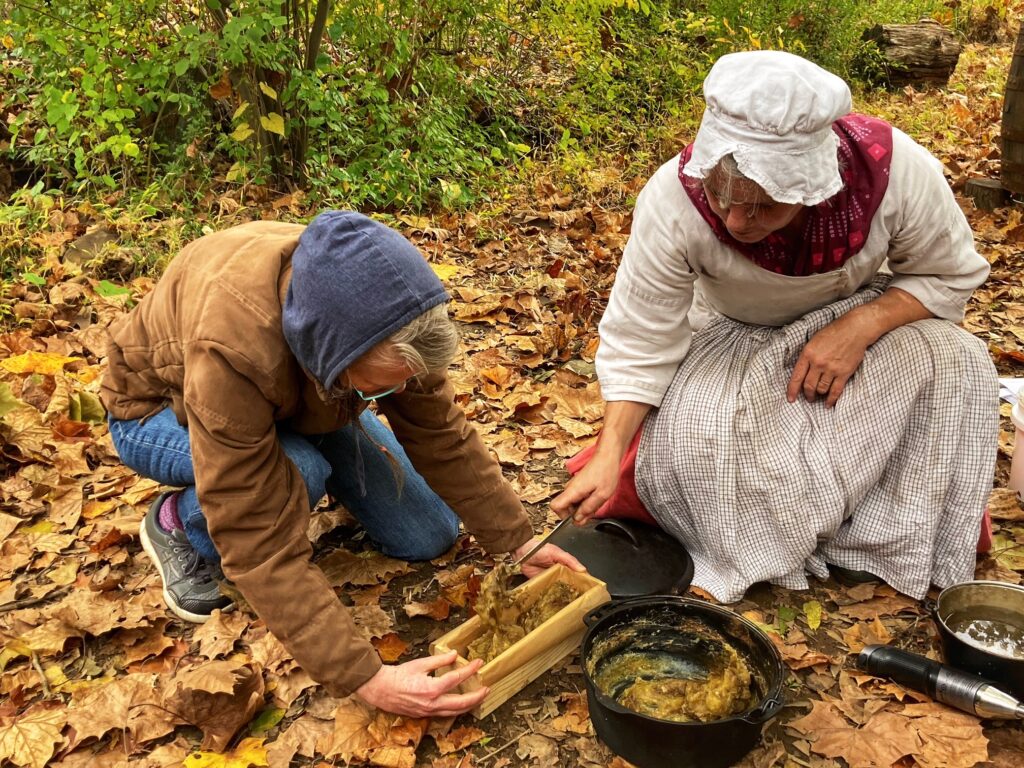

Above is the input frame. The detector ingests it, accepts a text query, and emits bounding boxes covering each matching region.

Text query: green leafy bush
[0,0,960,212]
[1,0,526,208]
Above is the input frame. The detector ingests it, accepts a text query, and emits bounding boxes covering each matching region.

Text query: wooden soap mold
[429,564,610,719]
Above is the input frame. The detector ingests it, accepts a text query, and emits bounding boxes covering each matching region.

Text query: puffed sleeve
[596,160,699,406]
[884,128,989,321]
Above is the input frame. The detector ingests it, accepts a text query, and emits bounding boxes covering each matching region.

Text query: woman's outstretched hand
[510,539,586,578]
[551,400,651,524]
[355,651,488,717]
[550,450,621,525]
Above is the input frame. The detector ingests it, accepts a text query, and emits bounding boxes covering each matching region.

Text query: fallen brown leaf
[65,673,176,747]
[838,594,919,622]
[165,660,264,750]
[192,608,250,659]
[841,618,893,653]
[265,714,333,767]
[434,725,485,754]
[0,705,66,768]
[404,598,451,621]
[788,697,921,768]
[351,603,394,640]
[550,692,591,734]
[317,549,413,587]
[372,632,410,663]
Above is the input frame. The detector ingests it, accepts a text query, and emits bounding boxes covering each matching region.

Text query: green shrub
[0,0,959,213]
[1,0,527,208]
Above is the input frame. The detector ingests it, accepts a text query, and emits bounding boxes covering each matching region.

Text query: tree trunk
[861,19,960,88]
[1002,24,1024,194]
[965,178,1008,210]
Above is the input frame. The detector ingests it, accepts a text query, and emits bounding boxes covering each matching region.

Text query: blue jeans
[108,408,460,564]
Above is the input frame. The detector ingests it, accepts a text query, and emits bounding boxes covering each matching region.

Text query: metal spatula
[511,515,574,570]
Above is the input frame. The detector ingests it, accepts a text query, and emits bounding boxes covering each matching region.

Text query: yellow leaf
[184,737,268,768]
[230,123,254,142]
[1,351,79,376]
[47,561,79,586]
[0,640,33,672]
[19,520,54,535]
[0,382,23,418]
[226,162,246,182]
[0,707,66,768]
[82,499,118,519]
[69,366,101,384]
[259,112,285,136]
[232,101,249,121]
[74,391,106,422]
[258,81,277,100]
[802,599,823,630]
[430,263,461,281]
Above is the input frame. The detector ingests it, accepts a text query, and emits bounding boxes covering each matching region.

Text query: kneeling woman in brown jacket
[101,211,581,717]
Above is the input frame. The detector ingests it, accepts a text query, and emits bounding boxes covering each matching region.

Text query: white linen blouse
[596,127,990,407]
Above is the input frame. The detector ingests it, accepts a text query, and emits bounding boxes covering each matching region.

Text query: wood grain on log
[1001,24,1024,194]
[862,19,961,87]
[965,178,1009,211]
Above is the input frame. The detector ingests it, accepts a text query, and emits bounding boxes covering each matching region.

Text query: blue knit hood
[282,211,449,390]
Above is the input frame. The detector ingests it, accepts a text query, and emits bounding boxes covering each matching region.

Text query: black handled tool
[857,644,1024,719]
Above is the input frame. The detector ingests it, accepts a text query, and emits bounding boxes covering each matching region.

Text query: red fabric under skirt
[567,429,993,554]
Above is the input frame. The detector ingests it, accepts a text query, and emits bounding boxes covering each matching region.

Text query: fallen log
[861,19,961,88]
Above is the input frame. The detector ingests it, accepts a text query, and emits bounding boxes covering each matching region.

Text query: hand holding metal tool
[511,515,574,571]
[857,644,1024,719]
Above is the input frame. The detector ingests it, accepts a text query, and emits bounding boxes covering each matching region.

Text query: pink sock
[158,493,183,532]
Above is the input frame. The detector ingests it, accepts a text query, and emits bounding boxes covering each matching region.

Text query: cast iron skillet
[551,518,694,598]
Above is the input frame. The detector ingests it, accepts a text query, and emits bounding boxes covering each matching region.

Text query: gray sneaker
[139,492,234,623]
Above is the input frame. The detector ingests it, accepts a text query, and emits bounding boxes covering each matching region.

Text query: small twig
[477,730,527,763]
[30,651,51,698]
[127,701,195,728]
[0,587,71,614]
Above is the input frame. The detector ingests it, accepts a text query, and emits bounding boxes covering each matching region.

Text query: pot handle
[923,598,937,618]
[743,693,785,724]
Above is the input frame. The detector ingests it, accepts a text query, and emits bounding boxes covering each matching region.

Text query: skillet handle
[593,519,641,548]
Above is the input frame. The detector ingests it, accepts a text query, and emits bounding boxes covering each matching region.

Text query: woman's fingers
[786,357,810,403]
[824,375,850,408]
[521,544,586,578]
[434,658,484,692]
[410,649,461,674]
[427,686,490,717]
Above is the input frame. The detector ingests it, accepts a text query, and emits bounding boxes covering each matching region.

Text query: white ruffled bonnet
[684,50,853,206]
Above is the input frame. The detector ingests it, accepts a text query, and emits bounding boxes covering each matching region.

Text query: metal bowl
[932,580,1024,697]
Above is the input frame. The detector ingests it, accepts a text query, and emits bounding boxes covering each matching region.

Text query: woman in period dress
[552,50,997,602]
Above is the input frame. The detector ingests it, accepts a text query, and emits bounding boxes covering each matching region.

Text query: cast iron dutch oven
[551,518,694,598]
[929,580,1024,698]
[580,596,786,768]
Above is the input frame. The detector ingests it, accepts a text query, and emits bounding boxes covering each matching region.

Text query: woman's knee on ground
[278,433,332,507]
[381,513,460,562]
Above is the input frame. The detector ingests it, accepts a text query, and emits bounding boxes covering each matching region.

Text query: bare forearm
[551,398,652,521]
[593,400,652,461]
[844,287,933,346]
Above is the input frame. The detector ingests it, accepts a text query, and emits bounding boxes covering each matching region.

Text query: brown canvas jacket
[101,221,533,695]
